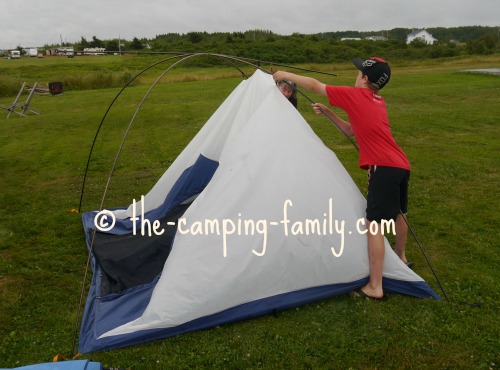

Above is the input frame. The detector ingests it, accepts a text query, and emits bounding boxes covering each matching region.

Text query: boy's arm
[312,103,354,137]
[273,71,327,96]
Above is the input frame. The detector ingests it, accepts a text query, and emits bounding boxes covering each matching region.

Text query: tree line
[57,26,499,64]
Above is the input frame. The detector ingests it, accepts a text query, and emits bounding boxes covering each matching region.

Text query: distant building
[406,29,438,45]
[365,36,388,41]
[46,47,74,56]
[23,48,38,57]
[83,47,106,55]
[340,37,362,41]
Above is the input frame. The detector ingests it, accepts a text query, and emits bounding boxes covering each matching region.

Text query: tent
[79,69,439,353]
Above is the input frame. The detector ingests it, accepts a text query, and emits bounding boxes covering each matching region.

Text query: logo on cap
[362,59,378,68]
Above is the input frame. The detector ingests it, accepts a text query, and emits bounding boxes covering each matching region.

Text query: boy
[273,57,410,300]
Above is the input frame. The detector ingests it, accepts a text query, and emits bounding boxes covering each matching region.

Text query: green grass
[1,55,499,369]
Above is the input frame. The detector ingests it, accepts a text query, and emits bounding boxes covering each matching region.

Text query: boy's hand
[273,71,290,82]
[312,103,327,115]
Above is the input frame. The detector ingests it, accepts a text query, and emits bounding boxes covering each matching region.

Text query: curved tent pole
[77,53,192,212]
[77,52,346,213]
[77,53,263,213]
[73,53,203,357]
[93,49,340,78]
[82,53,269,232]
[72,52,264,357]
[82,53,266,261]
[229,55,339,77]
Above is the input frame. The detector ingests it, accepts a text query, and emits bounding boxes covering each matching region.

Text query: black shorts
[366,165,410,222]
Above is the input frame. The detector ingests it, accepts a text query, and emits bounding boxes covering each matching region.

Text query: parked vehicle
[26,48,38,57]
[9,50,21,59]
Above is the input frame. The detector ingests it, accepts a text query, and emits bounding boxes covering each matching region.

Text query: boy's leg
[362,166,410,298]
[395,213,408,263]
[361,221,385,299]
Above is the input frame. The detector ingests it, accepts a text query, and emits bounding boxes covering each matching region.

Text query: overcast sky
[1,0,498,49]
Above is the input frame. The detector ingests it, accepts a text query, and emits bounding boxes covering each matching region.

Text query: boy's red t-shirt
[326,85,410,170]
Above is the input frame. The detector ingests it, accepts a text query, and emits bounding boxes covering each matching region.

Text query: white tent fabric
[112,69,274,219]
[98,69,427,338]
[80,69,438,353]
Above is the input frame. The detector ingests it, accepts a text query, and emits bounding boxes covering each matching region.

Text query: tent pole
[73,53,265,356]
[296,89,449,301]
[400,212,449,302]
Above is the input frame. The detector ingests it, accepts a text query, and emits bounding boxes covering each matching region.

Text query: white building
[406,29,438,45]
[83,47,106,55]
[24,48,38,57]
[365,36,389,41]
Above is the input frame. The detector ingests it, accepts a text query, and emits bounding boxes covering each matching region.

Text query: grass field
[0,54,499,369]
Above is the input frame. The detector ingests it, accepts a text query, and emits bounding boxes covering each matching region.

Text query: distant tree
[156,33,183,42]
[466,33,499,55]
[90,36,105,48]
[187,32,204,44]
[409,38,428,48]
[105,40,119,51]
[390,28,412,41]
[130,37,144,50]
[477,33,498,49]
[78,37,90,49]
[232,32,245,39]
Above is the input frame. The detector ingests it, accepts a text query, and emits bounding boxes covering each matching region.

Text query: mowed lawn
[0,55,499,369]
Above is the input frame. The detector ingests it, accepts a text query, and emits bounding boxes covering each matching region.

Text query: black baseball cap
[352,57,391,89]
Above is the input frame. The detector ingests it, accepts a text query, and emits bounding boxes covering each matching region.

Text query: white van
[9,50,21,59]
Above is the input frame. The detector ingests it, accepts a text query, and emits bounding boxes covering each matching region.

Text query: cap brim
[352,57,364,71]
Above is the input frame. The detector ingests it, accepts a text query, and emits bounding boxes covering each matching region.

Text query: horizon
[1,25,498,50]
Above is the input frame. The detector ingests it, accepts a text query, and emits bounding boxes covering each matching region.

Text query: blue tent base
[78,277,439,353]
[0,360,101,370]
